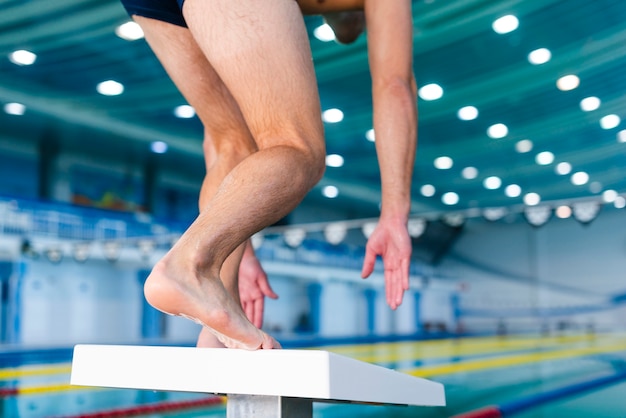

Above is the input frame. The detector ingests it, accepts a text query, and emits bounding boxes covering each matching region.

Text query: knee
[202,129,257,169]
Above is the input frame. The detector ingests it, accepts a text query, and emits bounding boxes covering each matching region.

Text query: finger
[259,276,279,299]
[254,299,264,328]
[361,247,377,278]
[402,258,410,290]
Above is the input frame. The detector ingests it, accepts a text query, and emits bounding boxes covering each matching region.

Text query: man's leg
[142,0,326,349]
[133,16,258,348]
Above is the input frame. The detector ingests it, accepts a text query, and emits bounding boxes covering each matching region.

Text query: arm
[360,0,417,310]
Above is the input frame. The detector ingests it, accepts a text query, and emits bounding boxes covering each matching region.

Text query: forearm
[372,75,417,223]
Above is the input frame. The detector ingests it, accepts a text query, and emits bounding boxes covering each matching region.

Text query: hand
[361,217,412,310]
[238,245,278,328]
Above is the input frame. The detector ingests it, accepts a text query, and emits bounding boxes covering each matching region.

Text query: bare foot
[144,253,280,350]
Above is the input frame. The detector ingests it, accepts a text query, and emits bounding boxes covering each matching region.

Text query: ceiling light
[555,162,572,175]
[322,108,344,123]
[442,213,465,227]
[442,192,459,205]
[535,151,554,165]
[365,129,375,142]
[284,228,306,248]
[555,205,572,219]
[492,15,519,34]
[505,184,521,197]
[97,80,124,96]
[524,206,552,227]
[600,114,621,130]
[174,105,195,118]
[407,218,427,238]
[572,201,601,225]
[528,48,551,65]
[483,176,501,190]
[420,184,436,197]
[324,223,347,245]
[487,123,508,139]
[150,141,168,154]
[483,207,508,221]
[73,242,91,263]
[556,75,580,91]
[314,23,335,42]
[4,102,26,115]
[418,83,443,101]
[434,156,453,169]
[115,21,144,41]
[523,192,541,206]
[325,154,344,167]
[457,106,478,121]
[462,166,478,179]
[362,222,377,238]
[571,171,589,186]
[618,130,626,143]
[515,139,533,153]
[602,189,618,203]
[9,49,37,66]
[322,185,339,198]
[589,181,603,194]
[580,96,600,112]
[614,196,626,209]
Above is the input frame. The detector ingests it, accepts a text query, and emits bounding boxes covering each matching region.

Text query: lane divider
[408,340,626,378]
[53,395,224,418]
[452,369,626,417]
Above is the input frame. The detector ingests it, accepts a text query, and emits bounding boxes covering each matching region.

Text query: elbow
[374,76,417,111]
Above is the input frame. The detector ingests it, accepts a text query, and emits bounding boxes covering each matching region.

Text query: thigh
[133,16,255,149]
[181,0,324,151]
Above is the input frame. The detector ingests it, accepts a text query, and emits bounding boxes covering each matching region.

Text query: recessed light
[555,162,572,175]
[523,192,541,206]
[325,154,344,168]
[115,21,144,41]
[571,171,589,186]
[462,166,478,179]
[505,184,521,197]
[174,105,196,118]
[9,49,37,66]
[418,83,443,101]
[487,123,508,139]
[322,108,344,123]
[492,15,519,34]
[580,96,600,112]
[97,80,124,96]
[535,151,554,165]
[528,48,551,65]
[600,114,621,130]
[314,24,335,42]
[457,106,478,121]
[4,102,26,115]
[434,156,453,169]
[442,192,459,205]
[556,75,580,91]
[322,185,339,198]
[483,176,502,190]
[421,184,436,197]
[515,139,533,153]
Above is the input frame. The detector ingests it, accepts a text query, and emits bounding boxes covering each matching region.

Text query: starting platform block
[71,345,445,417]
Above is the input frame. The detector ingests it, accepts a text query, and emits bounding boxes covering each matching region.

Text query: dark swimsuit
[119,0,188,28]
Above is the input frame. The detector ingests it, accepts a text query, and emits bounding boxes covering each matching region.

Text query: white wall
[19,259,142,345]
[437,207,626,333]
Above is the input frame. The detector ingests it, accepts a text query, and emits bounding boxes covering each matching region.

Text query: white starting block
[71,345,445,417]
